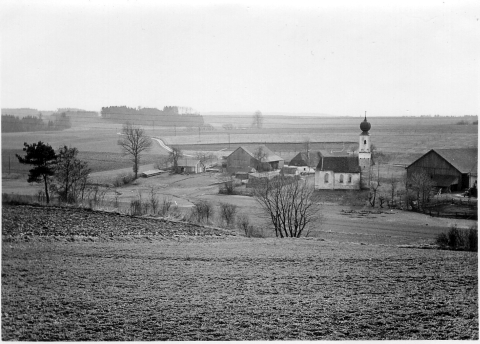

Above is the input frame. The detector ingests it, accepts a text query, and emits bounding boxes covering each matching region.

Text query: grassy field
[2,149,163,176]
[2,236,477,340]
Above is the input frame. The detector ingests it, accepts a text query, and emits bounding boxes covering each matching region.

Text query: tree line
[101,105,204,127]
[2,113,71,133]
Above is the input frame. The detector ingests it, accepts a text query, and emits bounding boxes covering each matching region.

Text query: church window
[364,140,367,144]
[324,173,329,183]
[339,174,344,183]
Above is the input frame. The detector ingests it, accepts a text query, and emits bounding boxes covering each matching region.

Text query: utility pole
[198,126,201,140]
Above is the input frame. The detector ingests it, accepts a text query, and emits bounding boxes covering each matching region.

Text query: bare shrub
[112,172,135,187]
[85,185,108,210]
[130,199,143,216]
[436,225,478,251]
[36,190,46,204]
[148,187,159,214]
[220,203,237,227]
[237,213,254,237]
[159,197,173,217]
[190,201,214,224]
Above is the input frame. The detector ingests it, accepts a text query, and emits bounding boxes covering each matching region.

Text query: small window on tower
[364,140,367,144]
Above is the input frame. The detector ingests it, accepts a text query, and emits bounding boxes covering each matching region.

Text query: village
[2,1,478,340]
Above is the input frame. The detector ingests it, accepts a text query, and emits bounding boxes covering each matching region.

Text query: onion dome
[360,113,371,133]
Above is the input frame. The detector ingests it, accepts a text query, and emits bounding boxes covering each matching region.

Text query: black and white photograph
[1,0,478,340]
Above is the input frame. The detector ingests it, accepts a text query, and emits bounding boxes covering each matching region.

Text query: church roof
[318,149,351,157]
[317,156,361,173]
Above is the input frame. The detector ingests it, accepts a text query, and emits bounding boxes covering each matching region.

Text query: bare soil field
[1,205,477,340]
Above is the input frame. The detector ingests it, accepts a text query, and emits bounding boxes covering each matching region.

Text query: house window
[339,174,344,183]
[324,173,329,183]
[348,174,352,183]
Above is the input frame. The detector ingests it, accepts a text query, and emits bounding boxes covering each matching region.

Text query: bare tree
[389,174,397,206]
[117,123,152,179]
[195,151,215,169]
[304,138,311,166]
[253,146,269,172]
[252,110,263,129]
[168,147,183,173]
[52,146,91,203]
[408,170,436,207]
[368,162,381,207]
[254,176,320,238]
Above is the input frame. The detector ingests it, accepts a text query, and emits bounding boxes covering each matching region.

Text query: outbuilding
[176,158,204,174]
[226,145,284,174]
[406,148,478,192]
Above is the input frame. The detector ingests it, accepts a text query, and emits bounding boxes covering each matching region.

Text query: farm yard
[2,114,478,340]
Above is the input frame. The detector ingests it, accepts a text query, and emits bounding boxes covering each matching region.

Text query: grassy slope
[2,238,477,340]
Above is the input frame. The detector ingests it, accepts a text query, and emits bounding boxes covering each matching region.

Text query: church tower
[359,112,372,188]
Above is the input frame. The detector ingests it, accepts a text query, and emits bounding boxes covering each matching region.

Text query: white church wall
[315,171,361,190]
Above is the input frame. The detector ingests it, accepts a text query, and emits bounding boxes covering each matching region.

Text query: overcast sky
[1,0,479,116]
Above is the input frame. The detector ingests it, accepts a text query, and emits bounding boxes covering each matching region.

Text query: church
[314,115,372,190]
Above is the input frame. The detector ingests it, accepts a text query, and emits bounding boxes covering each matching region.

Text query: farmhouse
[315,115,373,190]
[176,158,204,174]
[226,145,284,174]
[406,148,478,192]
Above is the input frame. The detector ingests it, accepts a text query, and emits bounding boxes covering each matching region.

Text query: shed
[176,158,204,174]
[140,169,166,178]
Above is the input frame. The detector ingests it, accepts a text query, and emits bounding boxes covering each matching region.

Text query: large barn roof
[432,149,478,174]
[238,145,284,162]
[317,156,361,173]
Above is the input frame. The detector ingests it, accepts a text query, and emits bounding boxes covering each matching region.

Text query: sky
[1,0,479,116]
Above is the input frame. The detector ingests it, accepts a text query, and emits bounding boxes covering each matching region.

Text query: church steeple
[359,111,371,153]
[360,111,371,134]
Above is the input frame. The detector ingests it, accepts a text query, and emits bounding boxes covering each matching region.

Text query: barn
[406,148,478,192]
[226,145,284,174]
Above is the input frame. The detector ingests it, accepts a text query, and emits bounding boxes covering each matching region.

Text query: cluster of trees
[2,113,71,133]
[16,142,91,204]
[101,105,204,127]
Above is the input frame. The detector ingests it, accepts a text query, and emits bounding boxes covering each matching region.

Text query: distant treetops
[100,105,204,127]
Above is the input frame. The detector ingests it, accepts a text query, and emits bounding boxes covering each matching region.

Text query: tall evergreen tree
[16,142,57,203]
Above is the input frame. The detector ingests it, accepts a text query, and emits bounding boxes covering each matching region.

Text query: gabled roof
[407,148,478,174]
[317,156,361,173]
[433,149,478,174]
[318,149,352,157]
[289,152,321,167]
[233,145,284,162]
[177,158,200,167]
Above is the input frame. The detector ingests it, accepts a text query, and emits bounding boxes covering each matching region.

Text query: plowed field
[2,205,478,340]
